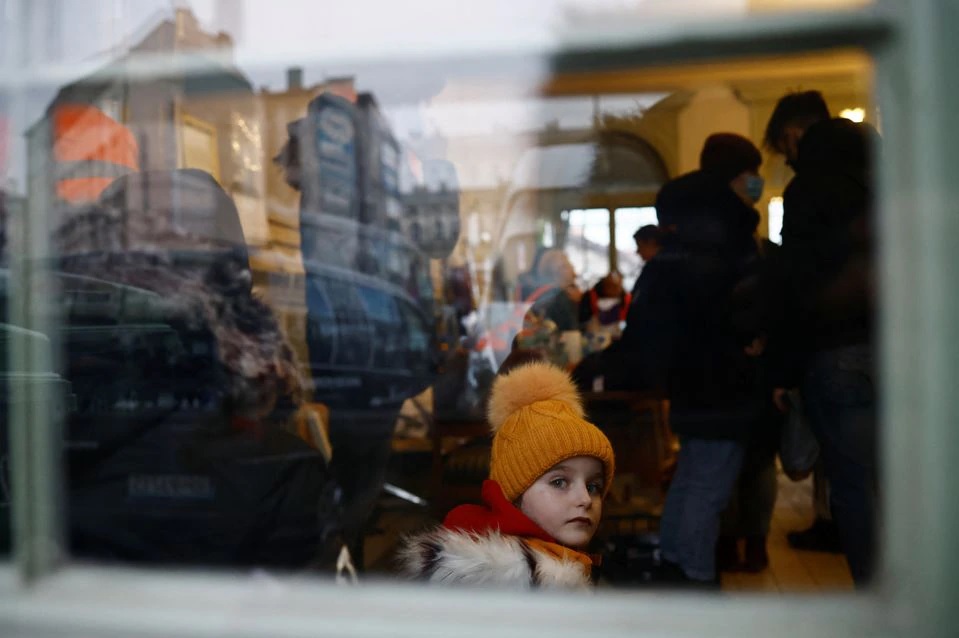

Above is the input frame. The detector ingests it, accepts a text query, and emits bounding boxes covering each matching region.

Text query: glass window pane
[1,86,7,557]
[0,0,891,605]
[566,208,613,287]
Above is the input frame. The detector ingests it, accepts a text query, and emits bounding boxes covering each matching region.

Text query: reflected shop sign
[295,93,438,409]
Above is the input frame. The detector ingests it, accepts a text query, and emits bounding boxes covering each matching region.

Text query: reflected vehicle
[271,91,460,561]
[56,270,218,411]
[0,192,343,569]
[278,92,459,410]
[303,264,434,409]
[0,269,202,556]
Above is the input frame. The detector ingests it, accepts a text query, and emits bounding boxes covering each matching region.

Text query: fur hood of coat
[398,526,592,589]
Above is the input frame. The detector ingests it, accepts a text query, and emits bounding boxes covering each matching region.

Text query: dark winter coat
[764,118,878,387]
[604,170,765,440]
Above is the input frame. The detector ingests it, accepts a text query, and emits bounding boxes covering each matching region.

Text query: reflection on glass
[1,90,11,557]
[0,1,878,594]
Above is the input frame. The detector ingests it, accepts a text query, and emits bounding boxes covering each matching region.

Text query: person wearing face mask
[605,132,774,587]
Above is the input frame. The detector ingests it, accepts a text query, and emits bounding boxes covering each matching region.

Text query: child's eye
[549,477,568,488]
[587,482,603,495]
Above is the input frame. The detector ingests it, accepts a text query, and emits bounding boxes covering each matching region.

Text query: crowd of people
[6,85,876,592]
[463,90,879,590]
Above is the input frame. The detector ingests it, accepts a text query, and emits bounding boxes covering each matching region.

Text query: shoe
[742,535,769,572]
[786,518,843,553]
[715,535,741,572]
[657,559,691,584]
[657,560,721,591]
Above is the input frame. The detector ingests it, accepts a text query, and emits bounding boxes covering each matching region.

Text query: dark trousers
[660,437,745,581]
[721,448,778,538]
[802,344,878,587]
[328,406,400,568]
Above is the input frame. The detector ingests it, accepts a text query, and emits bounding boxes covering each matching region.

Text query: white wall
[676,85,751,174]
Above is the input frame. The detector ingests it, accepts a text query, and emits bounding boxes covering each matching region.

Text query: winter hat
[487,362,615,502]
[699,133,761,184]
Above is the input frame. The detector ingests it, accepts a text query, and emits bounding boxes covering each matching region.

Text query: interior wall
[677,85,752,175]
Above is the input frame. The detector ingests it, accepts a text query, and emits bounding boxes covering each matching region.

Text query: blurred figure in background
[634,224,663,264]
[717,238,785,574]
[515,246,551,302]
[633,132,767,586]
[764,91,880,586]
[527,248,582,332]
[578,271,630,337]
[762,90,842,557]
[631,224,663,297]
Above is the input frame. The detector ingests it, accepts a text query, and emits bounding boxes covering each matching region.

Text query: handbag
[779,389,820,481]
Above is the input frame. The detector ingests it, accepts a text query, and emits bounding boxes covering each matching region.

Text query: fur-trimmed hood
[398,527,592,589]
[397,480,594,589]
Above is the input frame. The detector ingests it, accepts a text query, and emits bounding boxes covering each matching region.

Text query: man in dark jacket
[762,91,843,556]
[626,133,767,585]
[765,108,880,586]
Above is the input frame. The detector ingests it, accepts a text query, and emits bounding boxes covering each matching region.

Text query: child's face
[519,456,605,550]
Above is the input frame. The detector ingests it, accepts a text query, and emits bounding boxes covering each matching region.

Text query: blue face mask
[745,174,765,203]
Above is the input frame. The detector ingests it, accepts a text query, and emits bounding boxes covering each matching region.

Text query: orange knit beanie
[487,362,615,502]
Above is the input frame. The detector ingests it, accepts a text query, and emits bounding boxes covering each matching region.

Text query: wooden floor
[720,471,853,592]
[365,467,854,593]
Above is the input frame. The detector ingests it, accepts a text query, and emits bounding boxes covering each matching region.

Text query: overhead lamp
[840,107,866,123]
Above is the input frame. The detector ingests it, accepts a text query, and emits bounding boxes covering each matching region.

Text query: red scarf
[443,480,598,572]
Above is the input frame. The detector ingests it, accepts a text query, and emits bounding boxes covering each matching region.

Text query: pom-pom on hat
[487,362,615,502]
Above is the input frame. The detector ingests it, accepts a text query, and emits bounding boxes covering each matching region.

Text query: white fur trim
[398,528,591,589]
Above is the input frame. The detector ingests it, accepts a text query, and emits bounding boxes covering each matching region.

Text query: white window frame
[3,1,958,636]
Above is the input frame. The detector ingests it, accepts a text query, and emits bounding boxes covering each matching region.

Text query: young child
[399,362,615,588]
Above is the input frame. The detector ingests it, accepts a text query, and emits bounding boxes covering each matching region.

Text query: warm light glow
[768,196,784,245]
[840,107,866,123]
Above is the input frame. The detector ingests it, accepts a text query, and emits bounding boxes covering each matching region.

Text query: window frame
[3,2,957,636]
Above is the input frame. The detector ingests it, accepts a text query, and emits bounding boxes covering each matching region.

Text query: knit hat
[487,362,615,502]
[699,133,761,184]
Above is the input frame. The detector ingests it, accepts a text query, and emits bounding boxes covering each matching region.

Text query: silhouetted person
[717,238,785,574]
[633,133,767,586]
[762,90,843,557]
[764,94,880,586]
